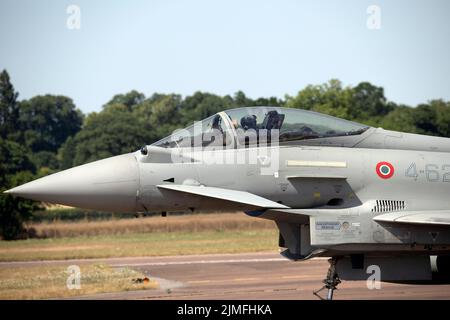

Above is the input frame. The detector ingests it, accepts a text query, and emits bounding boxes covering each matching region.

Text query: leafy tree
[147,95,182,138]
[30,151,59,170]
[19,95,83,153]
[285,80,402,127]
[68,108,149,166]
[434,100,450,137]
[285,84,325,111]
[0,139,35,178]
[233,91,253,107]
[105,90,145,111]
[413,103,439,136]
[285,80,351,119]
[0,71,40,239]
[408,100,450,137]
[181,92,233,123]
[253,96,284,106]
[0,138,38,240]
[378,106,418,133]
[57,136,77,170]
[0,70,20,141]
[350,82,393,119]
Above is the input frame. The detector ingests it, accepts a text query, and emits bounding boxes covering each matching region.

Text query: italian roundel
[376,162,395,179]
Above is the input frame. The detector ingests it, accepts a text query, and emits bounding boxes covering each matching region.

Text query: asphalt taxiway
[2,252,450,299]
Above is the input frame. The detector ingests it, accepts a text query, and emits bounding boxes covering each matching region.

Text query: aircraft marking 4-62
[405,162,450,182]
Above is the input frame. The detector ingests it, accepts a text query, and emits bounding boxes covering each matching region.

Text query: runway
[2,252,450,300]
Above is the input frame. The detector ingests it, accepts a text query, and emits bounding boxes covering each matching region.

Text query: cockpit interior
[152,107,370,149]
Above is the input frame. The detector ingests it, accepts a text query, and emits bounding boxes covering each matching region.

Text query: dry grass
[27,212,275,238]
[0,229,278,262]
[0,213,278,262]
[0,213,278,299]
[0,263,158,299]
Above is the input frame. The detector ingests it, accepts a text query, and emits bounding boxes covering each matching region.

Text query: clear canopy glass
[152,107,370,148]
[224,107,369,143]
[152,114,232,148]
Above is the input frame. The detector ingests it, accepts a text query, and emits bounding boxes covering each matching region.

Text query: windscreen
[224,107,369,144]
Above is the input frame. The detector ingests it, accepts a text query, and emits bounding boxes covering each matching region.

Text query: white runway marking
[112,257,288,267]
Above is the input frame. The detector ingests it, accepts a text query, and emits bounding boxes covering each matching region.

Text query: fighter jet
[5,106,450,299]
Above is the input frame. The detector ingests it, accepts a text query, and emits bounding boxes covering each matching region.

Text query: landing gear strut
[313,257,341,300]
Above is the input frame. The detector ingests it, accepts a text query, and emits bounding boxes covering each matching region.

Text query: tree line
[1,69,449,239]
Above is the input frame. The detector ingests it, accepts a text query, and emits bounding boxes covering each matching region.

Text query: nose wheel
[313,257,341,300]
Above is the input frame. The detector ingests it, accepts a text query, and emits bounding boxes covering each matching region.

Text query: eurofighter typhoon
[6,107,450,299]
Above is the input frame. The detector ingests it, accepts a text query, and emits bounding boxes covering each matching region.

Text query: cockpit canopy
[152,107,370,149]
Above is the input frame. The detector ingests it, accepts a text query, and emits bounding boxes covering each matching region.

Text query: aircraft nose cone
[5,153,139,212]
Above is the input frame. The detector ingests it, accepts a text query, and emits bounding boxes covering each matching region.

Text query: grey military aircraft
[5,106,450,299]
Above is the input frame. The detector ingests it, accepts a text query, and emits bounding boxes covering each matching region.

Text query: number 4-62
[406,163,450,182]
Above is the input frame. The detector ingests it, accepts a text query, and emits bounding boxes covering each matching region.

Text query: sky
[0,0,449,113]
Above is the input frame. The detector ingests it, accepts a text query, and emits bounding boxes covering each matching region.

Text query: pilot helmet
[240,115,257,130]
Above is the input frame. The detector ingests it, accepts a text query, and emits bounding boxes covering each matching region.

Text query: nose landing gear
[313,257,341,300]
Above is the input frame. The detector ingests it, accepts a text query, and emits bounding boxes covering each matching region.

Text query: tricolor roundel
[376,162,394,179]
